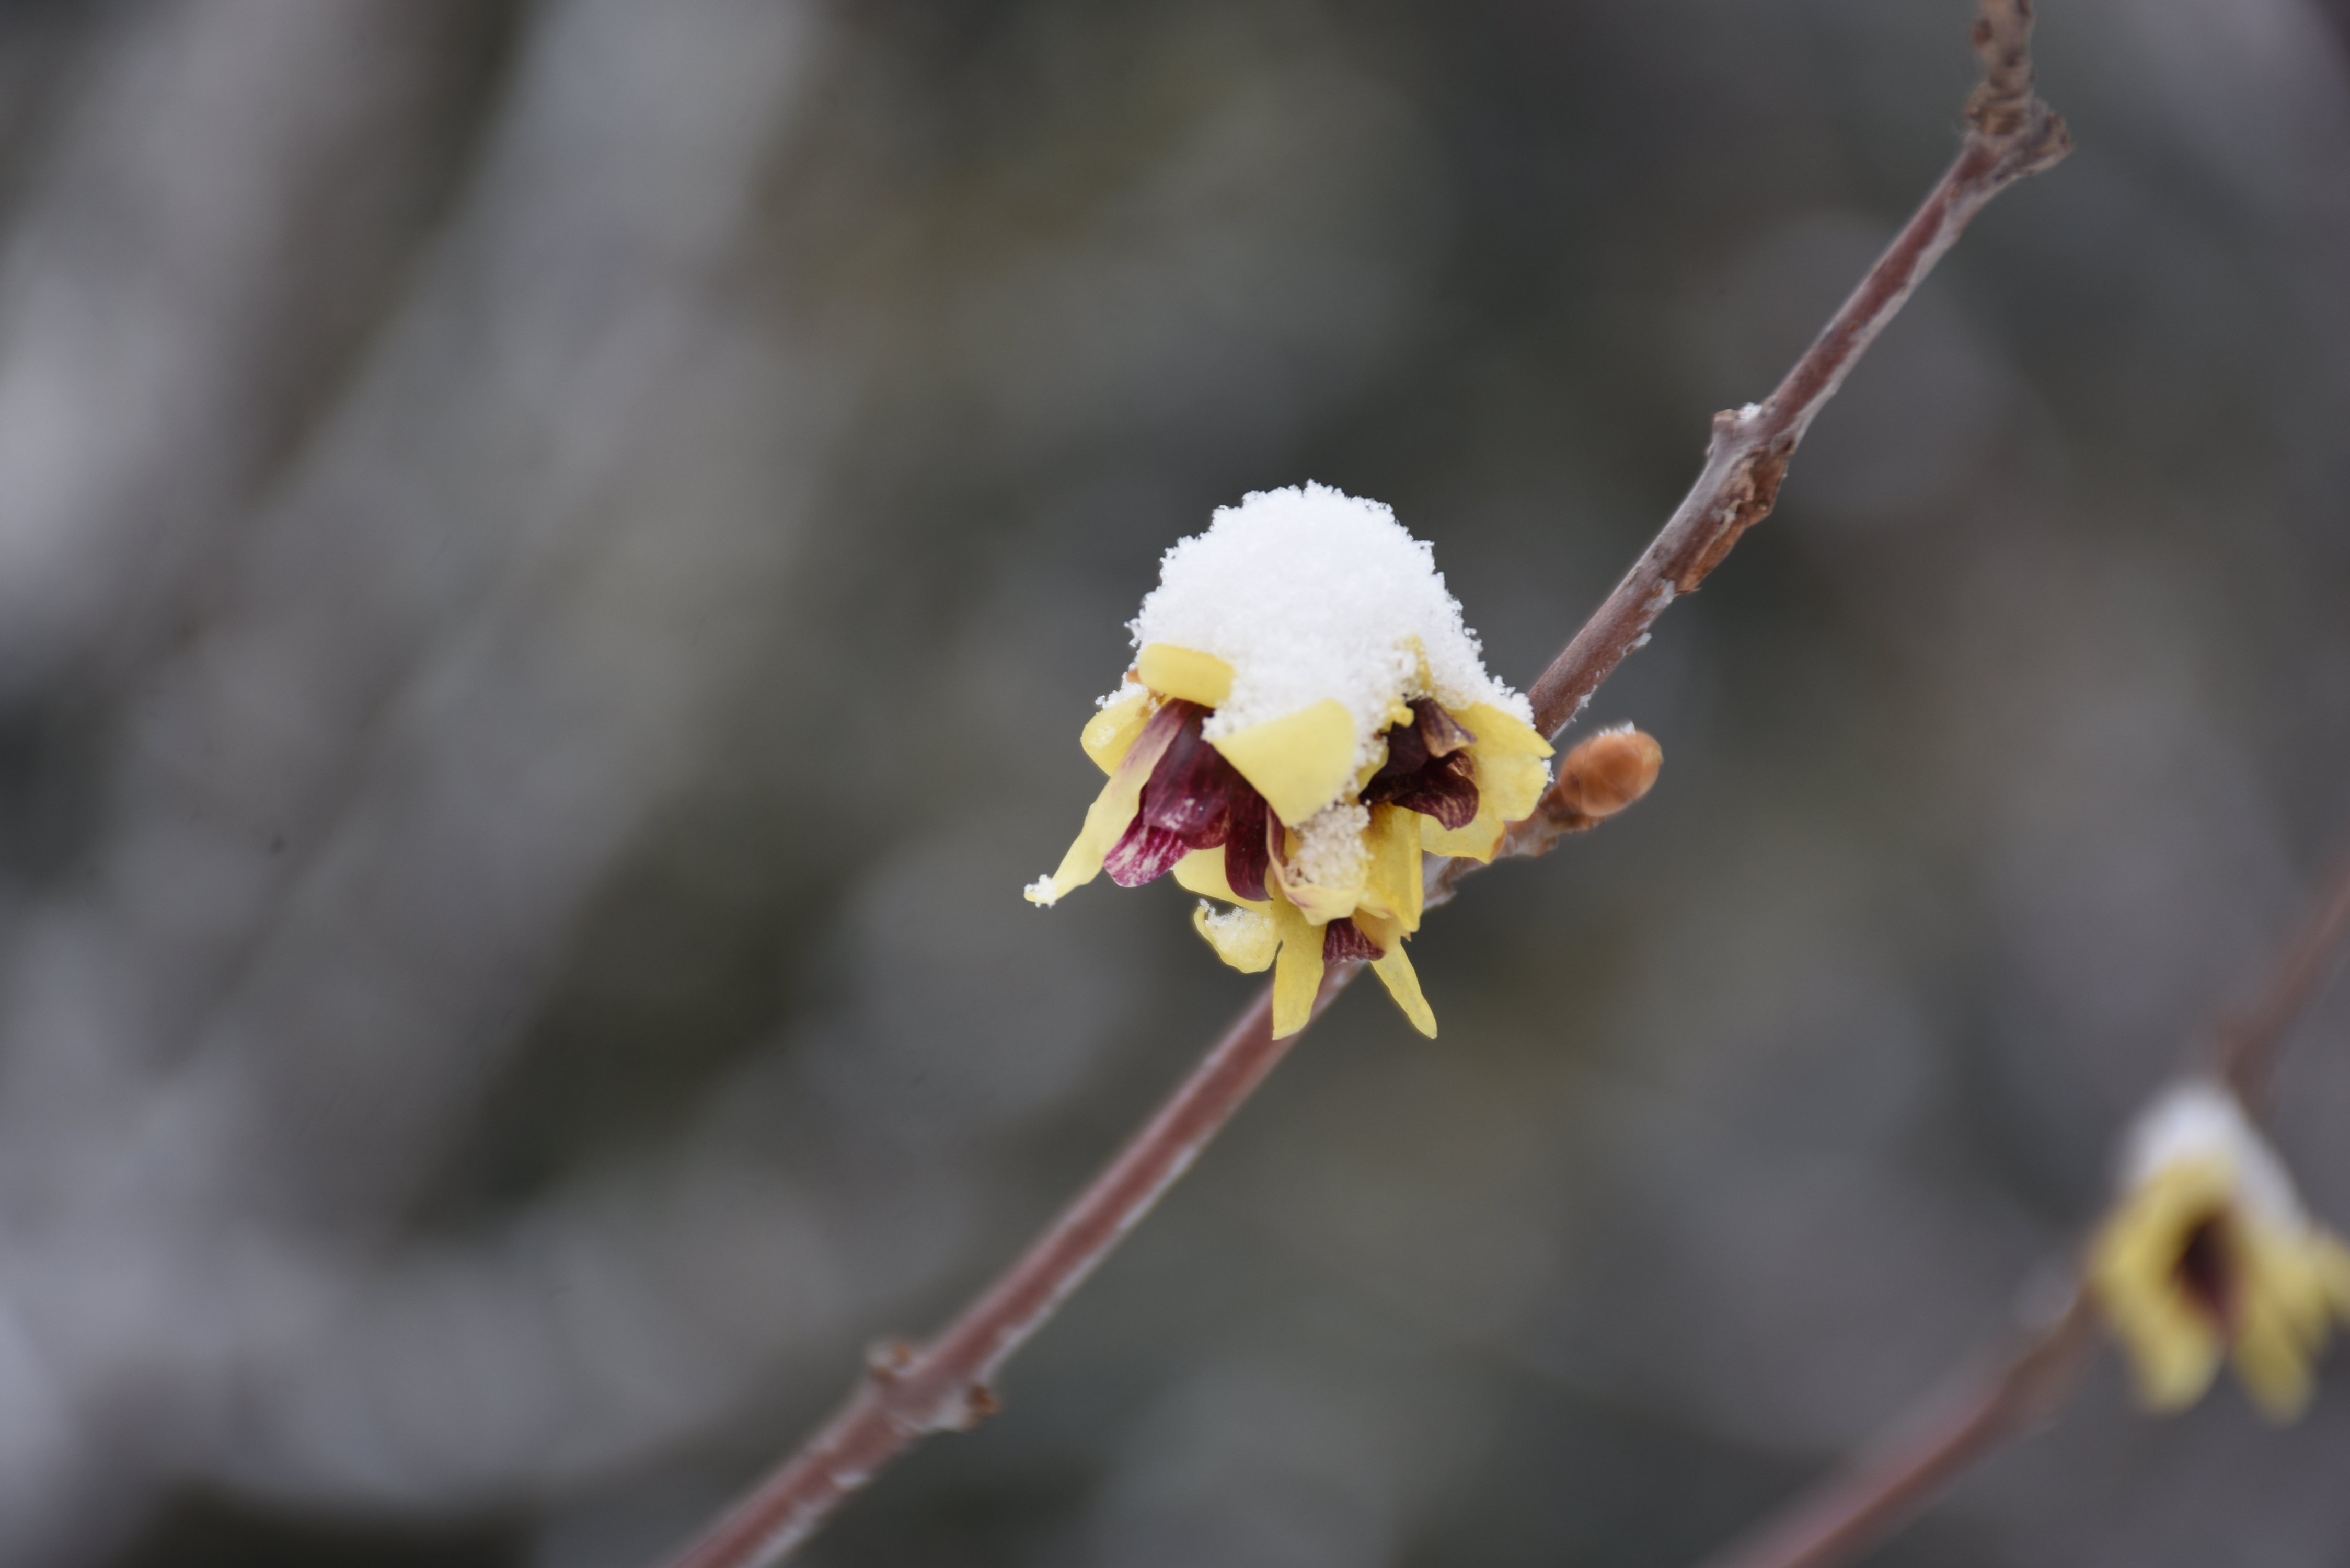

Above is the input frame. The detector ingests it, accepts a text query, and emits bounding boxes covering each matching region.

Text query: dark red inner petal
[1103,822,1193,887]
[1361,699,1481,831]
[2174,1212,2238,1331]
[1223,788,1273,901]
[1104,700,1280,891]
[1321,916,1384,963]
[1415,701,1475,757]
[1136,705,1234,841]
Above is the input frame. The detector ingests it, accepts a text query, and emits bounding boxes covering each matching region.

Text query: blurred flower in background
[0,1,2342,1565]
[2089,1079,2350,1420]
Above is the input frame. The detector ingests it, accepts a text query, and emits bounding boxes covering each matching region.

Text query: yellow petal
[2086,1161,2233,1412]
[2314,1231,2350,1321]
[1475,748,1554,825]
[1270,892,1325,1038]
[2233,1301,2317,1421]
[2228,1220,2347,1421]
[1081,690,1154,774]
[1370,943,1437,1038]
[1350,907,1437,1037]
[1173,846,1268,910]
[2092,1242,2225,1413]
[2266,1235,2338,1345]
[1455,701,1554,758]
[1136,643,1235,708]
[1269,810,1371,927]
[2129,1302,2228,1412]
[1027,715,1179,905]
[1193,901,1279,972]
[1358,803,1424,933]
[1213,698,1358,825]
[1274,869,1366,926]
[1420,803,1507,862]
[1418,712,1555,863]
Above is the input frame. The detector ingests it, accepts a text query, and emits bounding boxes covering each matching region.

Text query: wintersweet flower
[2088,1079,2350,1420]
[1024,483,1553,1039]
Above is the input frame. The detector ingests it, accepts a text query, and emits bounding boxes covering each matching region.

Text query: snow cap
[1127,482,1530,768]
[2121,1079,2301,1226]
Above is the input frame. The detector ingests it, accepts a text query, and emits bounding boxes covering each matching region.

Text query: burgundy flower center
[1360,699,1480,831]
[2173,1210,2238,1332]
[1103,701,1277,897]
[1321,917,1384,963]
[1106,696,1483,898]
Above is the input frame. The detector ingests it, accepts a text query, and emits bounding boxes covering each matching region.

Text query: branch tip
[1964,0,2071,168]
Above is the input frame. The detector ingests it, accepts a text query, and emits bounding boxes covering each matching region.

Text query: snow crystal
[1128,482,1530,767]
[1295,804,1370,887]
[2120,1078,2300,1225]
[1198,902,1261,940]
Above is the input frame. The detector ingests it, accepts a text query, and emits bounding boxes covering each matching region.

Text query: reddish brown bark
[659,5,2075,1564]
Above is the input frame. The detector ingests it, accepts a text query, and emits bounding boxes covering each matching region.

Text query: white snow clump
[1126,481,1530,767]
[2121,1078,2300,1224]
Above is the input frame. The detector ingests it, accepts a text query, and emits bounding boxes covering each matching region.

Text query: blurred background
[0,0,2344,1563]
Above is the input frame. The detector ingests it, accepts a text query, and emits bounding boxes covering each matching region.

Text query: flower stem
[1690,838,2350,1568]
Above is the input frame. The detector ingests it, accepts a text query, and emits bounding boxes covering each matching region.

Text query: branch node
[947,1383,1003,1431]
[862,1339,919,1383]
[901,1382,1000,1435]
[861,1339,1001,1435]
[1678,443,1793,594]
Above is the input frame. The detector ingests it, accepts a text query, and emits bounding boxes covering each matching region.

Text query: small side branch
[1525,0,2069,739]
[2215,842,2350,1107]
[1695,1298,2099,1568]
[1688,831,2350,1568]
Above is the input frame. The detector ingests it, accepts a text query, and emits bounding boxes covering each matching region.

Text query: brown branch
[658,6,2072,1565]
[1688,831,2350,1568]
[2214,839,2350,1108]
[658,968,1356,1568]
[1695,1297,2099,1568]
[1524,0,2069,740]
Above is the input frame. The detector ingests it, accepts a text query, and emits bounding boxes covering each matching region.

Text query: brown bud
[1552,726,1662,820]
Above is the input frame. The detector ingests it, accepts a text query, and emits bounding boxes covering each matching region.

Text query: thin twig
[1523,0,2068,740]
[1690,835,2350,1568]
[1695,1298,2099,1568]
[658,6,2071,1565]
[2215,840,2350,1107]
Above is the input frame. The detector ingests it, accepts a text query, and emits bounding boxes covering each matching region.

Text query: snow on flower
[1023,482,1552,1039]
[2088,1079,2350,1420]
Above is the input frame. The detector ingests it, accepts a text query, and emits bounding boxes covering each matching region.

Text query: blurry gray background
[0,0,2344,1564]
